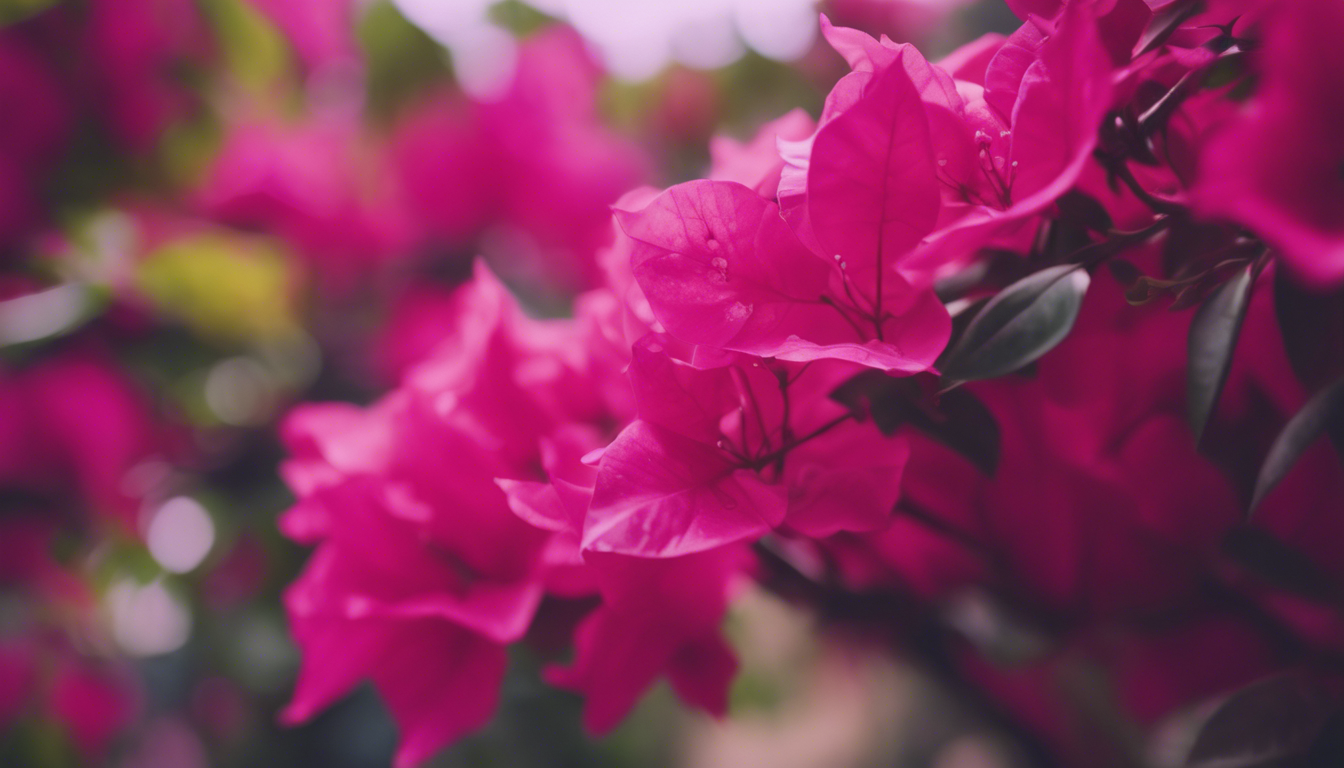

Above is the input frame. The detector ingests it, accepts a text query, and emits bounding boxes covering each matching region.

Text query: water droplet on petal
[726,301,753,322]
[711,257,727,270]
[707,238,720,250]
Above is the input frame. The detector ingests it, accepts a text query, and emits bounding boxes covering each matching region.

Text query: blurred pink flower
[245,0,357,72]
[198,105,414,293]
[0,349,167,528]
[392,28,650,294]
[1192,0,1344,287]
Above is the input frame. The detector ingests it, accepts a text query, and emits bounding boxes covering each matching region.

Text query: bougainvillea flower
[285,606,508,768]
[498,432,750,734]
[0,348,167,528]
[0,37,71,246]
[786,41,943,272]
[1191,0,1344,287]
[1001,0,1150,65]
[546,547,746,733]
[393,28,649,294]
[617,180,950,372]
[198,104,414,293]
[793,6,1115,276]
[279,270,590,765]
[85,0,211,153]
[584,335,908,557]
[280,389,551,768]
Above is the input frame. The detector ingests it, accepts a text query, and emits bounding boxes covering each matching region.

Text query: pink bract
[617,181,950,373]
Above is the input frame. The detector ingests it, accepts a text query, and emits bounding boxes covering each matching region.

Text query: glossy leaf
[1186,674,1334,768]
[939,265,1091,383]
[1250,376,1344,514]
[1274,269,1344,394]
[1187,263,1256,443]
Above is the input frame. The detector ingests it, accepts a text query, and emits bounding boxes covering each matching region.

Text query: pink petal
[983,17,1047,122]
[373,624,508,768]
[782,420,911,538]
[804,47,942,285]
[619,181,853,358]
[585,420,788,557]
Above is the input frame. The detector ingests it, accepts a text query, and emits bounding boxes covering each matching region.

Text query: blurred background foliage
[0,1,1038,766]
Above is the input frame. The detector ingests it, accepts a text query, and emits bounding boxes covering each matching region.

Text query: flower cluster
[1,1,652,762]
[278,1,1344,765]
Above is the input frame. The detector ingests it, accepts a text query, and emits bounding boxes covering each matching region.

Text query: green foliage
[938,264,1091,384]
[1186,674,1336,768]
[359,1,452,121]
[0,0,59,26]
[831,372,1000,475]
[1187,261,1257,443]
[1250,375,1344,514]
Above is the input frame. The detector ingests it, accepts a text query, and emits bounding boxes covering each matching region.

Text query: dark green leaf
[945,295,990,352]
[917,389,1001,475]
[1250,376,1344,514]
[1274,269,1344,394]
[934,260,990,302]
[1055,191,1113,234]
[1221,527,1338,603]
[830,370,908,432]
[1042,214,1095,262]
[1186,674,1334,768]
[1187,263,1256,443]
[939,265,1090,383]
[830,372,1000,474]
